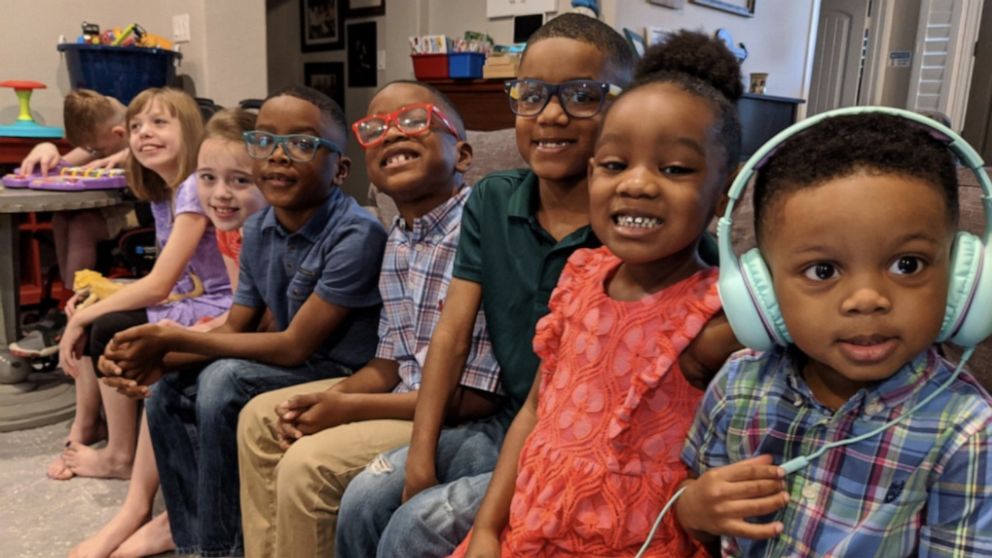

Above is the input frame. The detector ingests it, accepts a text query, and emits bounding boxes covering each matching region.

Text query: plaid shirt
[376,185,500,394]
[682,346,992,557]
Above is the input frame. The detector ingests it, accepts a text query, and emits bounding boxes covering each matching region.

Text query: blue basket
[448,53,485,79]
[57,44,182,104]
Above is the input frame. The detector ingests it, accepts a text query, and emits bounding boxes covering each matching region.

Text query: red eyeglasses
[352,103,460,148]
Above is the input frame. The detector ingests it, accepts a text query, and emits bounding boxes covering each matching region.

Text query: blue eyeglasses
[242,131,342,163]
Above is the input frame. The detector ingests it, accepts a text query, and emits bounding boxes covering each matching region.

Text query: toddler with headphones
[678,109,992,556]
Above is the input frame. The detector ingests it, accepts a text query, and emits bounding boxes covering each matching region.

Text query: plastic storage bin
[411,54,449,81]
[57,44,182,104]
[448,52,485,79]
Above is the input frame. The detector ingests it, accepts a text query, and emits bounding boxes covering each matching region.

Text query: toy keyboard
[1,161,71,188]
[27,167,127,191]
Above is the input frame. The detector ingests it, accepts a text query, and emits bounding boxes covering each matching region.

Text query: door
[962,0,992,158]
[906,0,984,129]
[808,0,872,115]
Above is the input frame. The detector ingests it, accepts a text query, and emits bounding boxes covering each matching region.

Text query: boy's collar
[784,346,939,415]
[262,188,343,240]
[507,171,539,220]
[391,183,468,240]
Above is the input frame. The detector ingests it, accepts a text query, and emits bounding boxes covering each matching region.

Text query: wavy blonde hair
[204,107,257,143]
[124,88,204,202]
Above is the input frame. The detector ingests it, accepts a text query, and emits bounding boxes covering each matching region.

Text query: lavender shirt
[146,174,232,325]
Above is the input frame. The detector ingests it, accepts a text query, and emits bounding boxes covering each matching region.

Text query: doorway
[807,0,872,115]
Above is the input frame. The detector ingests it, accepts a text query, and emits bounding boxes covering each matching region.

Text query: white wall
[604,0,818,100]
[0,0,267,127]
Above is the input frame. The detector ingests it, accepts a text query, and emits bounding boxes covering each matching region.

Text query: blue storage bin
[448,52,485,79]
[57,44,182,104]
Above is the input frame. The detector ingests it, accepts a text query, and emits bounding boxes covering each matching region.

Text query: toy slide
[28,167,128,191]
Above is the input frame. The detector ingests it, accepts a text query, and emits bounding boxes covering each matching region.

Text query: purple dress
[145,174,232,325]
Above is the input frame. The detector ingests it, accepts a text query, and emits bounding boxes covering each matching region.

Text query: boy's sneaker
[9,312,66,358]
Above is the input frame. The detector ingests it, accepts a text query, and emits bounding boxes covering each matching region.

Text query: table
[0,187,125,431]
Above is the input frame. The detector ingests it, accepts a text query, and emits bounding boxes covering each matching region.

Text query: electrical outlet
[172,13,191,43]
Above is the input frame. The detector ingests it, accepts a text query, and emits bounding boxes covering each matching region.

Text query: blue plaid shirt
[376,185,500,394]
[683,347,992,557]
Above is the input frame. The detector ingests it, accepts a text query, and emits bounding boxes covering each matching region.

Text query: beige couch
[367,128,992,390]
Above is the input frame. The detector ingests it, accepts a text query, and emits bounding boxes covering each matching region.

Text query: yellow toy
[73,269,204,310]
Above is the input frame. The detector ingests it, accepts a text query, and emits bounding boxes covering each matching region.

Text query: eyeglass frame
[241,131,343,163]
[351,103,461,149]
[504,78,623,119]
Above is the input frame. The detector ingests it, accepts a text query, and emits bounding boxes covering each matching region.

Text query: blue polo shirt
[234,187,386,370]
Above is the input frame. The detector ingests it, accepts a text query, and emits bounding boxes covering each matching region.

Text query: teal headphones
[717,106,992,351]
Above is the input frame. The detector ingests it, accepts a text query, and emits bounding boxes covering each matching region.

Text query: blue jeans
[146,358,347,557]
[336,410,512,558]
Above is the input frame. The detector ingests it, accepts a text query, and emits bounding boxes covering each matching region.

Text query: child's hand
[82,148,128,170]
[104,324,169,381]
[101,374,153,399]
[463,528,501,558]
[20,143,60,175]
[58,321,88,377]
[273,390,350,449]
[64,293,81,319]
[676,455,788,540]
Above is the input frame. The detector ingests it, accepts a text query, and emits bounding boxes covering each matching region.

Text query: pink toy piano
[27,167,127,191]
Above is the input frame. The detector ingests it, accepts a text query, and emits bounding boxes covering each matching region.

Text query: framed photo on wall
[690,0,755,17]
[300,0,344,52]
[347,21,377,87]
[346,0,385,18]
[304,62,345,111]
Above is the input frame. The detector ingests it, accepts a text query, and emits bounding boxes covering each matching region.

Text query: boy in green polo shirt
[335,14,636,557]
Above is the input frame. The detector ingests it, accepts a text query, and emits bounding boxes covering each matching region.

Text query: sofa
[367,128,992,391]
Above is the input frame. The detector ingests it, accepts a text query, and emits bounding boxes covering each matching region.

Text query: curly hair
[522,13,636,87]
[753,112,959,242]
[267,85,347,143]
[622,30,743,174]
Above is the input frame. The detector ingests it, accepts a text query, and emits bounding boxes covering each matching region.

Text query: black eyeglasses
[242,131,342,163]
[504,79,623,119]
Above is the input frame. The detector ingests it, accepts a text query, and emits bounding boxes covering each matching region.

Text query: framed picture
[346,0,385,18]
[623,28,647,59]
[690,0,755,17]
[648,0,684,8]
[304,62,345,111]
[300,0,344,52]
[347,21,377,87]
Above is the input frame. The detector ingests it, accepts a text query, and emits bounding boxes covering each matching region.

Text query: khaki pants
[237,378,414,558]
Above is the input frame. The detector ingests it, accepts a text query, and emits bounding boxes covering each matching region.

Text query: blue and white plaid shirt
[376,185,500,394]
[683,347,992,557]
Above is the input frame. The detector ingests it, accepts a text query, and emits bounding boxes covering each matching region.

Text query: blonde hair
[204,108,256,143]
[63,89,123,147]
[125,88,204,202]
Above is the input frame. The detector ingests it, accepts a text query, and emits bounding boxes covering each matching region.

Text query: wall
[877,0,921,106]
[0,0,267,127]
[604,0,818,100]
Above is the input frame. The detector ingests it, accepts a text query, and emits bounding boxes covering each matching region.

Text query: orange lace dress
[450,247,720,557]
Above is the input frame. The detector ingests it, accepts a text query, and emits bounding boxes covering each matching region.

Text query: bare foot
[69,508,150,558]
[63,442,133,480]
[110,512,175,558]
[49,420,108,480]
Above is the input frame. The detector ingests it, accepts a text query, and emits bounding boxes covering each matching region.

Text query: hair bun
[637,30,743,102]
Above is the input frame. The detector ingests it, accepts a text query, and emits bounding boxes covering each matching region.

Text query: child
[336,14,731,558]
[71,108,263,558]
[236,80,501,558]
[451,30,743,558]
[51,88,231,481]
[678,111,992,556]
[11,89,131,357]
[99,85,386,557]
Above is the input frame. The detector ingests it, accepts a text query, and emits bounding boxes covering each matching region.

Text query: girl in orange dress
[450,30,745,557]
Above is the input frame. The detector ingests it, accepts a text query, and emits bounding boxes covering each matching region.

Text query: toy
[112,23,146,47]
[28,167,128,191]
[81,21,101,45]
[1,160,72,188]
[74,269,205,311]
[571,0,600,17]
[0,80,64,138]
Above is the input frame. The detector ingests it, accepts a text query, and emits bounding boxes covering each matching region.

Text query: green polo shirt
[453,169,599,410]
